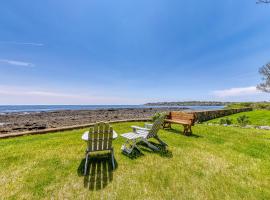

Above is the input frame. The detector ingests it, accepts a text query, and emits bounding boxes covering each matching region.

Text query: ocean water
[0,105,224,114]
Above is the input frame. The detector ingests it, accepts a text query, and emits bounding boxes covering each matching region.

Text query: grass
[207,110,270,126]
[0,122,270,199]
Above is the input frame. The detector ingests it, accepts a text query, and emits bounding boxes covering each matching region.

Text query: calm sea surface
[0,105,224,114]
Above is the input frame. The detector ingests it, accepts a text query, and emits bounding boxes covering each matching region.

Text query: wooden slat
[103,124,109,150]
[103,131,109,150]
[88,127,94,151]
[98,123,104,151]
[107,127,113,149]
[93,124,99,151]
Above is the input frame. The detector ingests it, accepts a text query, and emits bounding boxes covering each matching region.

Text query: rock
[244,125,254,129]
[231,124,239,127]
[24,122,32,126]
[12,127,24,131]
[257,126,270,130]
[28,123,47,130]
[0,129,8,133]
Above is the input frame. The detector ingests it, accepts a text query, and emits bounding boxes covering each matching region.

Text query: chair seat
[82,130,118,141]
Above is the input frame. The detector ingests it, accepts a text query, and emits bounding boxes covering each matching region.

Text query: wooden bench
[163,111,196,135]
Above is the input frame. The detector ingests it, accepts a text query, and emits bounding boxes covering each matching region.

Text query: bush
[152,112,167,122]
[237,115,250,126]
[219,118,232,125]
[226,102,270,110]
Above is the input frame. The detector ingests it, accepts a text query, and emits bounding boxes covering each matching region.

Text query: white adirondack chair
[121,114,167,154]
[84,122,115,175]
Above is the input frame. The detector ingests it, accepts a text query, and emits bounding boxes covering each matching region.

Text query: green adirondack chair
[84,122,115,175]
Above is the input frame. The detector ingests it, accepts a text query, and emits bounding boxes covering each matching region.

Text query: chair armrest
[131,126,150,132]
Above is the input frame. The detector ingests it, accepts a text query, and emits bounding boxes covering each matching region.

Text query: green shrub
[152,112,162,122]
[237,115,250,126]
[219,118,232,125]
[152,112,167,122]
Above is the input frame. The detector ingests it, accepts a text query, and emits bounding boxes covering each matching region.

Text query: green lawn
[207,110,270,126]
[0,122,270,199]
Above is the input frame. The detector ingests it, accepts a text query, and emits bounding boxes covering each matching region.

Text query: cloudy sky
[0,0,270,105]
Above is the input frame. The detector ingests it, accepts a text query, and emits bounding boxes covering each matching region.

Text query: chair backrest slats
[148,113,166,138]
[87,122,113,152]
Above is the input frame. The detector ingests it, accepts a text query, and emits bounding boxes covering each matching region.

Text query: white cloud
[212,86,261,98]
[0,85,145,104]
[0,41,44,46]
[0,59,34,67]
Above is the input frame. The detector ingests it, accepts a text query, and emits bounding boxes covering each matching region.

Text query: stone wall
[187,108,252,122]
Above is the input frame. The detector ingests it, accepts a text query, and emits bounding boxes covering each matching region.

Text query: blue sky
[0,0,270,104]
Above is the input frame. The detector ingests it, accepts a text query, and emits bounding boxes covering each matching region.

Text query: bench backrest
[168,112,195,125]
[87,122,113,152]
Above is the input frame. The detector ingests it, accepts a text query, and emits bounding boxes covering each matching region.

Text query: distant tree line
[144,101,231,106]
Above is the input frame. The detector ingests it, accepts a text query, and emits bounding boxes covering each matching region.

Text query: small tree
[257,63,270,92]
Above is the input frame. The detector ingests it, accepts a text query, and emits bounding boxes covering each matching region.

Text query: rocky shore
[0,107,186,134]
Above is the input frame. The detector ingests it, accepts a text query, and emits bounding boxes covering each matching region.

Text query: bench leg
[162,122,171,129]
[183,125,192,136]
[189,126,192,134]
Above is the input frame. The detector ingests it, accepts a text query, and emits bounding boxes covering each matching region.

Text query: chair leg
[141,138,159,151]
[155,136,168,146]
[121,138,141,154]
[111,148,115,170]
[84,152,89,176]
